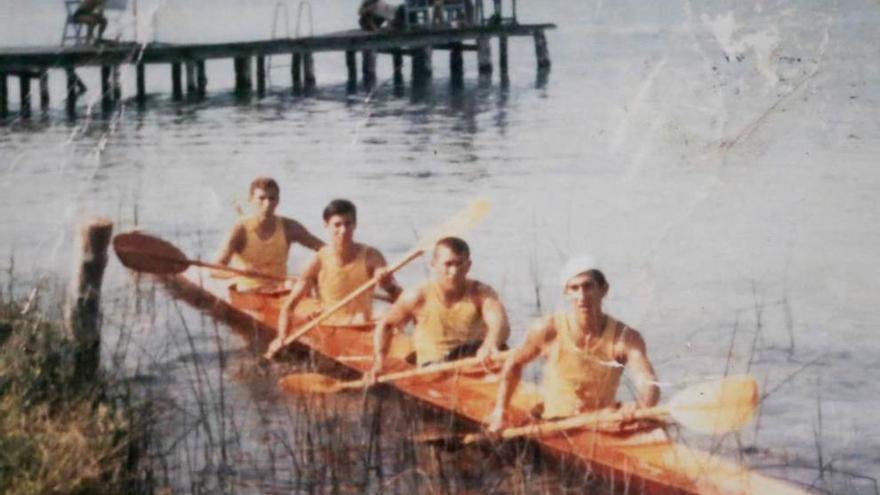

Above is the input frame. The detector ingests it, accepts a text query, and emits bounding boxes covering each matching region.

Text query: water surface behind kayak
[2,0,879,492]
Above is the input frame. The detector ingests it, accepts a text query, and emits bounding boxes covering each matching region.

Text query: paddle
[264,198,491,360]
[454,376,758,445]
[279,350,512,394]
[113,231,291,282]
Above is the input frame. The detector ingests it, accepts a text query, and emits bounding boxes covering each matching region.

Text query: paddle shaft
[266,248,425,359]
[337,349,513,391]
[462,405,669,444]
[187,258,290,282]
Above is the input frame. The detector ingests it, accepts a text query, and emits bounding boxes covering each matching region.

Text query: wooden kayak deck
[157,270,810,495]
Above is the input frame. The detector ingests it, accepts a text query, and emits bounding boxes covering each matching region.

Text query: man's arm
[486,317,555,432]
[620,329,660,408]
[475,285,510,360]
[366,247,402,302]
[274,255,321,343]
[283,218,324,252]
[369,287,421,378]
[214,223,246,267]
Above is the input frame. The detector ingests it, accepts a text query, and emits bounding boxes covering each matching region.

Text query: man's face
[250,187,279,219]
[432,245,470,289]
[325,213,356,246]
[564,272,607,317]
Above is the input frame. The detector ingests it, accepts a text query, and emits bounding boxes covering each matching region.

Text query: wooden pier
[0,23,554,120]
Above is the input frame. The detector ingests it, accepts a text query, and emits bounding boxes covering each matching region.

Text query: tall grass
[0,299,151,495]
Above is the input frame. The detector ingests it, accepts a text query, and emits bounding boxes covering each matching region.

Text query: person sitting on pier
[369,237,510,377]
[272,199,403,347]
[72,0,108,44]
[214,177,324,291]
[358,0,405,32]
[486,255,660,432]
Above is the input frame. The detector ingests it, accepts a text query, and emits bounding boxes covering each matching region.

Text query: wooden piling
[345,50,357,94]
[234,56,252,95]
[0,74,7,119]
[196,60,207,97]
[136,63,146,104]
[534,30,551,70]
[499,35,509,84]
[171,62,182,100]
[477,36,493,76]
[412,46,432,87]
[66,218,113,381]
[256,55,266,97]
[291,53,303,95]
[450,43,464,88]
[100,65,112,111]
[185,61,198,95]
[362,50,376,91]
[65,67,77,119]
[39,71,49,111]
[19,75,31,118]
[112,65,121,102]
[392,50,404,91]
[303,52,316,91]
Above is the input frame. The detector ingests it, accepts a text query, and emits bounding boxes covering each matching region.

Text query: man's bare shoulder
[470,279,501,300]
[613,319,647,351]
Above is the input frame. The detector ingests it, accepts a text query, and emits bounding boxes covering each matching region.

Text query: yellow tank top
[316,244,373,325]
[231,216,288,289]
[541,313,625,418]
[413,281,488,365]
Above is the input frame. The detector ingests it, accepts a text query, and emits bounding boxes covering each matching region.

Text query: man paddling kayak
[369,237,510,377]
[214,177,324,290]
[274,199,402,342]
[487,255,659,432]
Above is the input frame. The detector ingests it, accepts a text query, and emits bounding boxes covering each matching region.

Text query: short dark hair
[587,269,608,288]
[434,237,470,259]
[249,177,280,196]
[323,199,357,222]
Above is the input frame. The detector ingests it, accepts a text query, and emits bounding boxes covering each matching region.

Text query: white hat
[559,254,599,286]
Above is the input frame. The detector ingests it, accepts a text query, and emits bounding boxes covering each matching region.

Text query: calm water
[2,0,879,491]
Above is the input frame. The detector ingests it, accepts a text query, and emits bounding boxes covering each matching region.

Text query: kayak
[157,270,809,495]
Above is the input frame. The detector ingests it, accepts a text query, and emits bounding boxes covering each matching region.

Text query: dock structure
[0,23,554,120]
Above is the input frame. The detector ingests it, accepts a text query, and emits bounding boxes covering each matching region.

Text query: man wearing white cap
[486,255,659,432]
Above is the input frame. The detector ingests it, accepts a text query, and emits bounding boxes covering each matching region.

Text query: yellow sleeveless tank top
[413,281,488,365]
[316,244,373,325]
[231,216,288,289]
[541,313,625,418]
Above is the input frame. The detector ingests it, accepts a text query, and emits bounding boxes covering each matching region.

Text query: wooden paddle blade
[278,373,354,394]
[113,232,190,275]
[668,375,758,435]
[415,198,491,250]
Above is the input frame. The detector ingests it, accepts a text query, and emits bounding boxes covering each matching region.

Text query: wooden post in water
[345,50,357,94]
[39,71,50,111]
[362,50,376,91]
[185,61,198,96]
[256,55,266,97]
[1,73,8,119]
[112,66,121,102]
[19,75,31,118]
[499,35,509,85]
[303,52,316,92]
[100,66,111,110]
[292,53,303,95]
[196,60,207,97]
[234,57,252,95]
[411,46,432,87]
[392,49,404,92]
[65,67,78,119]
[66,218,113,382]
[136,63,146,105]
[171,62,182,101]
[477,36,492,77]
[533,30,551,70]
[450,43,464,89]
